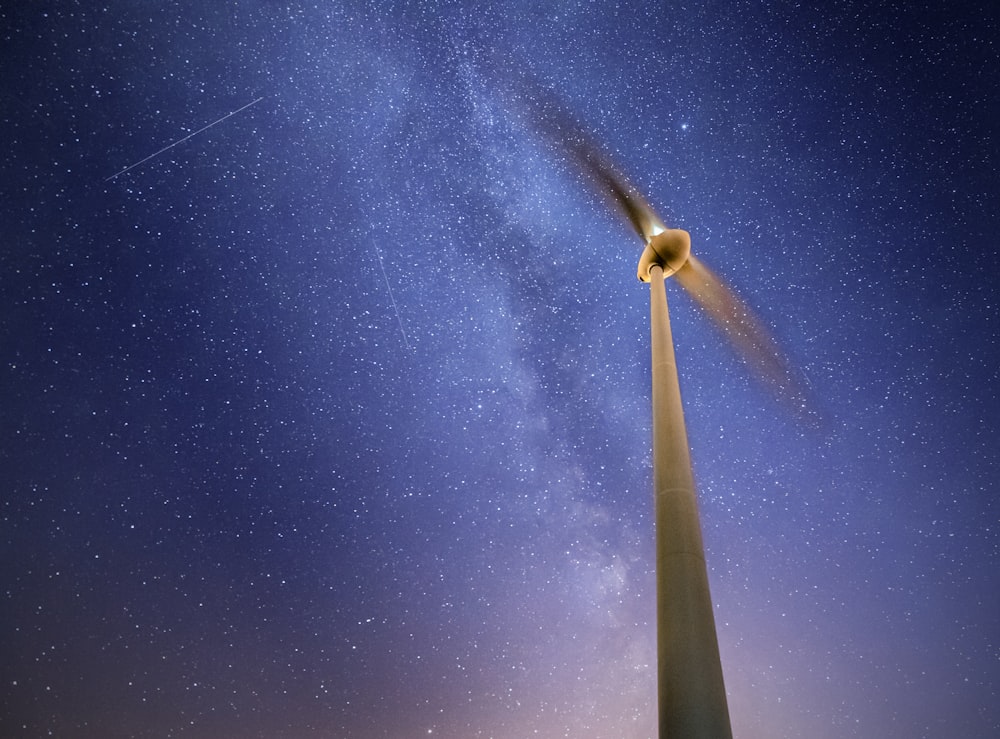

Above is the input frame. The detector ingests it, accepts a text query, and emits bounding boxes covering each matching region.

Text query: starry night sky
[3,2,999,737]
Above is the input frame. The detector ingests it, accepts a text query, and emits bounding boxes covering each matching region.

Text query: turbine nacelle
[637,228,691,282]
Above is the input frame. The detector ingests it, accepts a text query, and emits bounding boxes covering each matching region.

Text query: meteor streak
[105,96,263,182]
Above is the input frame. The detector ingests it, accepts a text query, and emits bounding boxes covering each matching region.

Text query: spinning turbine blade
[508,78,808,414]
[500,72,665,242]
[674,255,806,413]
[560,132,666,243]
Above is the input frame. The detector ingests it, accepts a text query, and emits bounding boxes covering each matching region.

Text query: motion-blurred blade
[559,133,667,243]
[501,73,665,242]
[495,65,814,419]
[674,255,809,415]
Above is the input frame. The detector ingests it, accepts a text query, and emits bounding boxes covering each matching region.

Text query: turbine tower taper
[648,258,732,738]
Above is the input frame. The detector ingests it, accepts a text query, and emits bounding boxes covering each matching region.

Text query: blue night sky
[2,2,998,737]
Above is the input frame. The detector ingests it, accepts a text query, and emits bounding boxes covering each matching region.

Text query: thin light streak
[374,242,412,352]
[104,96,264,182]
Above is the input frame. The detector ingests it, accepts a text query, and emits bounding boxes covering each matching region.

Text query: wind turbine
[510,83,806,738]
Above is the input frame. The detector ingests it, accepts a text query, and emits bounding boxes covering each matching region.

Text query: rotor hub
[637,228,691,282]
